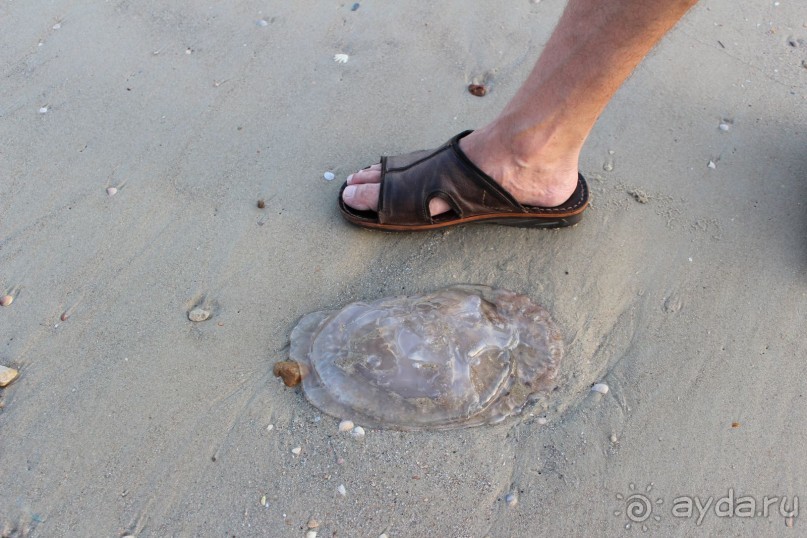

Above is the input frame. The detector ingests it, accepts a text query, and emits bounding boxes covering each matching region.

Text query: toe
[342,183,381,212]
[347,164,382,185]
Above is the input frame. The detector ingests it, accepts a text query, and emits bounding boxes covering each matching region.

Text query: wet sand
[1,1,805,536]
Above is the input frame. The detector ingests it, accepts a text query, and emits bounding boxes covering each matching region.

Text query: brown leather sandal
[338,131,589,232]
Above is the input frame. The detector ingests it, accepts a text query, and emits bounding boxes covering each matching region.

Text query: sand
[1,1,805,536]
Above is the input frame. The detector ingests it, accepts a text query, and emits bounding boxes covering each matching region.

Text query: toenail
[343,185,356,200]
[347,173,354,184]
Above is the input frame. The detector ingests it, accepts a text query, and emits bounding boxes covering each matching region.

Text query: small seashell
[307,519,320,529]
[260,494,267,506]
[719,123,730,131]
[333,53,349,64]
[257,19,269,27]
[0,295,13,307]
[0,365,20,387]
[338,420,354,432]
[351,426,365,438]
[379,534,389,538]
[52,22,61,29]
[603,160,614,172]
[707,160,716,169]
[291,446,302,456]
[505,492,518,508]
[188,308,211,322]
[305,531,317,538]
[185,48,192,55]
[60,311,69,321]
[591,383,609,394]
[266,424,274,431]
[610,434,618,443]
[39,106,48,114]
[106,187,118,196]
[468,84,487,97]
[323,171,335,181]
[337,484,347,496]
[536,417,548,425]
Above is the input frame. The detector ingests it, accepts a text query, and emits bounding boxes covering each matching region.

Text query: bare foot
[341,126,580,216]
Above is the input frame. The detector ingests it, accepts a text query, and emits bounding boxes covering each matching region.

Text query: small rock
[188,308,211,322]
[305,531,317,538]
[273,361,303,387]
[505,492,518,507]
[291,446,302,456]
[379,534,389,538]
[0,365,19,387]
[260,494,267,507]
[338,420,354,432]
[266,424,274,431]
[707,160,717,169]
[307,519,320,529]
[628,189,649,204]
[610,434,618,443]
[351,3,360,11]
[337,484,346,496]
[257,199,265,209]
[106,187,118,196]
[719,123,731,131]
[52,22,61,29]
[591,383,609,394]
[351,426,365,438]
[536,417,548,425]
[468,84,487,97]
[603,160,614,172]
[257,19,269,27]
[336,457,345,465]
[38,106,48,114]
[323,171,336,181]
[0,295,13,307]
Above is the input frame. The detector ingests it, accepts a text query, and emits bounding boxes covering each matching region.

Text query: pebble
[338,420,354,432]
[0,295,13,307]
[536,417,548,425]
[257,199,265,209]
[106,187,118,196]
[603,160,614,172]
[291,446,302,456]
[188,308,211,322]
[307,519,320,529]
[591,383,609,394]
[337,484,347,496]
[610,434,618,443]
[257,19,269,27]
[323,171,335,181]
[351,426,365,438]
[305,531,317,538]
[379,534,389,538]
[266,424,274,431]
[260,494,268,507]
[719,123,731,131]
[468,84,487,97]
[707,160,717,169]
[38,106,48,114]
[505,492,518,508]
[52,22,61,29]
[351,3,360,11]
[0,365,19,387]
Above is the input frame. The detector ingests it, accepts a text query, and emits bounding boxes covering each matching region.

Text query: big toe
[342,182,381,212]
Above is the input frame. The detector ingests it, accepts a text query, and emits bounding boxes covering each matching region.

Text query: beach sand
[1,1,805,536]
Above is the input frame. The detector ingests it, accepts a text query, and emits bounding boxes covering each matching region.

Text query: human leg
[342,0,697,217]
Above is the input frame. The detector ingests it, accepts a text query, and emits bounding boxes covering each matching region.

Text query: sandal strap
[378,131,525,226]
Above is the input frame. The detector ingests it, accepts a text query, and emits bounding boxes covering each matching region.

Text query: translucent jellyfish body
[284,285,562,430]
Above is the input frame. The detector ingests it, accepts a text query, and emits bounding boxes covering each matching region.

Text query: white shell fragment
[257,19,269,27]
[289,285,562,430]
[52,22,61,29]
[591,383,609,394]
[707,160,716,169]
[0,365,20,387]
[260,494,268,507]
[188,308,211,322]
[351,426,365,438]
[266,424,274,431]
[338,420,354,432]
[337,484,347,496]
[333,53,349,64]
[106,187,118,196]
[305,531,317,538]
[719,123,730,131]
[323,171,335,181]
[291,446,302,456]
[38,107,48,114]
